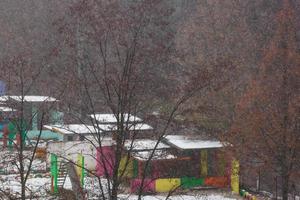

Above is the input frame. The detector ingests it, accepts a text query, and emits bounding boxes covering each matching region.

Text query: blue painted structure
[0,130,63,141]
[0,81,6,95]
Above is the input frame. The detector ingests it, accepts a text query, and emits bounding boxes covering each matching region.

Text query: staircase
[55,161,85,199]
[57,161,68,188]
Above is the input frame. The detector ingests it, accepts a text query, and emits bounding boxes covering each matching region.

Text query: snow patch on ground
[0,175,50,199]
[0,150,47,174]
[118,194,237,200]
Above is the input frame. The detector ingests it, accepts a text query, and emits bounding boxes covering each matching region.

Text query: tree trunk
[67,162,85,200]
[21,182,26,200]
[111,142,122,200]
[281,168,289,200]
[111,185,118,200]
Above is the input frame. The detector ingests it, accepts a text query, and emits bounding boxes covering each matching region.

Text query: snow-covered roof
[91,113,142,123]
[0,106,16,112]
[164,135,223,150]
[0,95,57,102]
[95,123,153,132]
[124,139,170,151]
[44,124,99,135]
[10,96,57,102]
[131,150,176,161]
[94,137,115,146]
[0,96,9,102]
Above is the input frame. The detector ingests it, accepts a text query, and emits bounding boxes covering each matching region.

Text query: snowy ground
[0,150,47,174]
[118,194,237,200]
[0,174,240,200]
[0,175,50,199]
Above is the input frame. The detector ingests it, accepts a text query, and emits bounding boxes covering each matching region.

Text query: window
[67,135,73,141]
[80,135,85,141]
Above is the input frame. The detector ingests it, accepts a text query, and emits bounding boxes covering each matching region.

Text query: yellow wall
[155,178,181,192]
[118,156,133,178]
[76,154,83,177]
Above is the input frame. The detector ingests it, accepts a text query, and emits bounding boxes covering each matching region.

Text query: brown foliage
[226,1,300,198]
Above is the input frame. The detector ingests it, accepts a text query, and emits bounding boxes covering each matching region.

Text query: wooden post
[133,159,139,178]
[16,133,21,146]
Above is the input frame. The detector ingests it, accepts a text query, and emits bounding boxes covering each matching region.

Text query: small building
[0,95,59,143]
[44,124,112,171]
[96,133,232,192]
[47,140,100,171]
[0,95,60,131]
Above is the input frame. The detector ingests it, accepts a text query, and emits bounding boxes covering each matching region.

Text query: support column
[77,154,85,187]
[3,125,8,148]
[51,154,58,193]
[200,150,208,177]
[32,106,38,130]
[231,159,239,194]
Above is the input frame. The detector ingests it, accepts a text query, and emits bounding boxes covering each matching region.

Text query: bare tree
[0,53,60,199]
